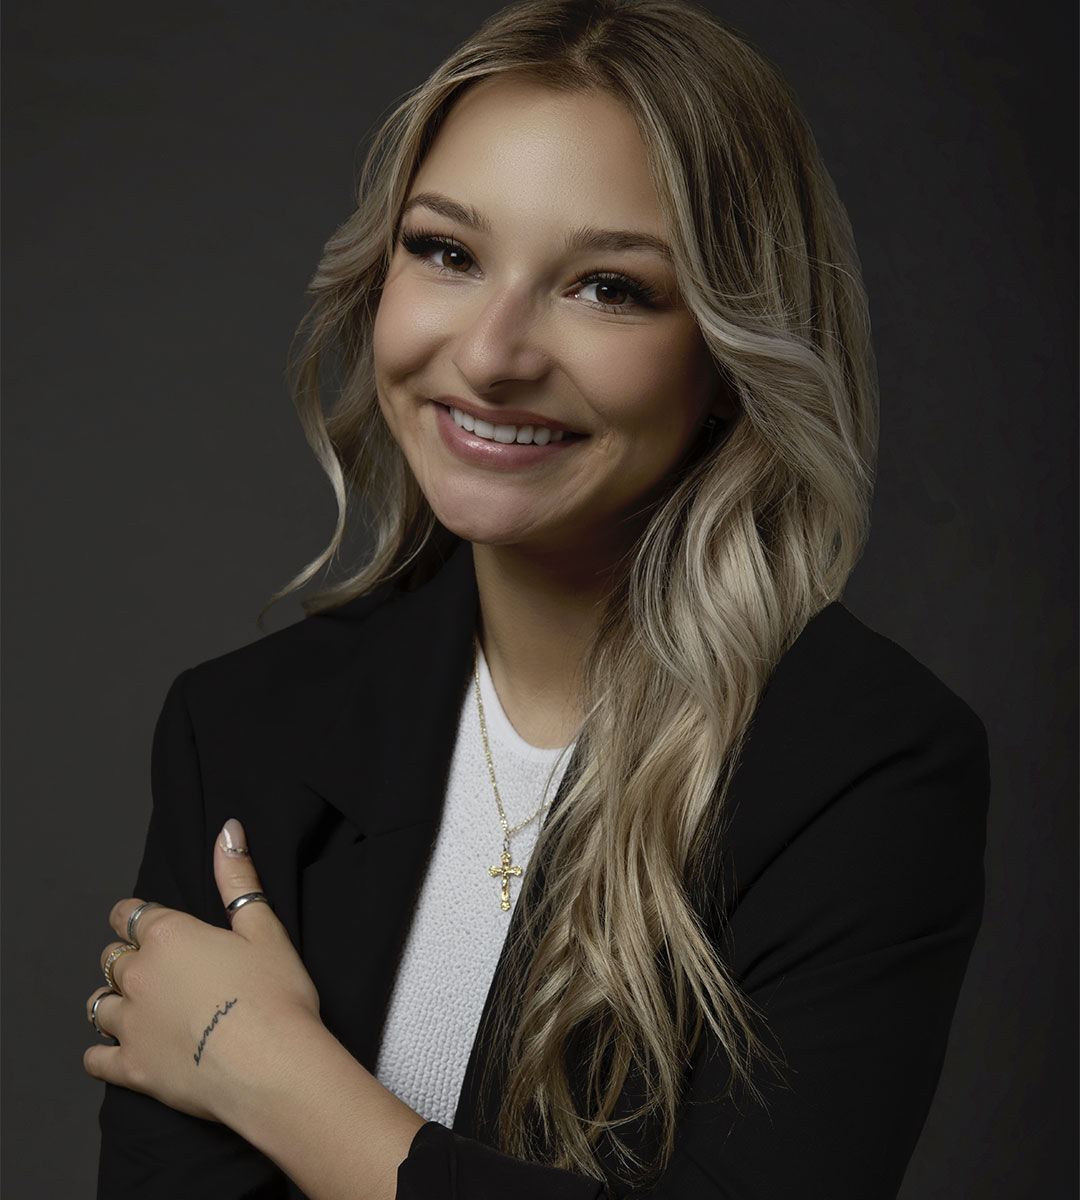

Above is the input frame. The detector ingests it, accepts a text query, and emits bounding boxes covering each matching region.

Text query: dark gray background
[3,1,1076,1195]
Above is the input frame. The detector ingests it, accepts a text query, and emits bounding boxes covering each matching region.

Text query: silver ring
[126,901,160,948]
[90,990,119,1044]
[225,891,271,916]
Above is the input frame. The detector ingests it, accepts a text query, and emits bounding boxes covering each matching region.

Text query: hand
[84,818,322,1125]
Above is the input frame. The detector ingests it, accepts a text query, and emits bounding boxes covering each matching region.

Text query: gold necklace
[474,638,557,911]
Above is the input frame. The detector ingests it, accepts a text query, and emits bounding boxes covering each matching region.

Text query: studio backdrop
[2,1,1075,1195]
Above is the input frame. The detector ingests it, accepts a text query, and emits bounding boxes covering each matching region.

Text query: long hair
[282,0,878,1185]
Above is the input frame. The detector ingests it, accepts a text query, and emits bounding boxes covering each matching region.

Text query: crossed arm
[85,819,425,1200]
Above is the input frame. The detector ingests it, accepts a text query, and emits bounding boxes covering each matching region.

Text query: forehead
[408,76,666,239]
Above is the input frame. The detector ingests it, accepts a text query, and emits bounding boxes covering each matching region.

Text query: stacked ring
[102,943,138,993]
[90,990,119,1044]
[126,900,160,948]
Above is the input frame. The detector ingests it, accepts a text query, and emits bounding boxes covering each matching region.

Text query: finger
[99,940,139,992]
[214,819,272,934]
[85,984,116,1022]
[109,897,166,945]
[87,988,123,1040]
[84,1042,124,1083]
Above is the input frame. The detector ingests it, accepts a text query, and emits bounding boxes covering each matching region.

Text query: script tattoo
[193,998,239,1066]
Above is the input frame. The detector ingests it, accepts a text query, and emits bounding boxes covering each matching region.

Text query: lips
[432,400,584,470]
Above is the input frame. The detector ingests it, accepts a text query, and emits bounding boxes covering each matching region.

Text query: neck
[472,542,622,749]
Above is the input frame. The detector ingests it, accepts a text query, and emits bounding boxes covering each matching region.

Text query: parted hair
[282,0,878,1186]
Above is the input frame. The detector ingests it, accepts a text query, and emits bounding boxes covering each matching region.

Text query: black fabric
[97,545,989,1199]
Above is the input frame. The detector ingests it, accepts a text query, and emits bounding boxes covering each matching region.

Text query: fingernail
[220,818,249,857]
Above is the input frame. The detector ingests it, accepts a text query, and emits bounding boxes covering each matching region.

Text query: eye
[574,271,658,314]
[581,280,631,306]
[433,243,474,273]
[399,229,476,275]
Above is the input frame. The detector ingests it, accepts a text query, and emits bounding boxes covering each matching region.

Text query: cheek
[372,273,449,386]
[572,323,715,441]
[372,279,413,386]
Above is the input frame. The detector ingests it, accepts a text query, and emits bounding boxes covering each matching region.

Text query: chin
[419,482,542,547]
[422,503,524,548]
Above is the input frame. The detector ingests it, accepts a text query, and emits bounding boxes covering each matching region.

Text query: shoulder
[724,602,990,903]
[157,543,477,765]
[161,579,396,724]
[758,601,987,769]
[179,544,474,708]
[150,585,404,785]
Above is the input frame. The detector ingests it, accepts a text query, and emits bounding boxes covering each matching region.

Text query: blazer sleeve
[96,673,289,1200]
[395,685,990,1199]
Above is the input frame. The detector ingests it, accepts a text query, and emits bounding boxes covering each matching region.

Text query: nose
[451,287,551,395]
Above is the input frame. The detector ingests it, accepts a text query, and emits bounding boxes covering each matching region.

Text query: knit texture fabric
[374,647,574,1126]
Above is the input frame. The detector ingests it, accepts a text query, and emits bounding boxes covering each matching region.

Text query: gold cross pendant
[489,849,523,911]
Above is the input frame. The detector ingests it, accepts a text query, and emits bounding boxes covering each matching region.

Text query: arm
[653,688,990,1197]
[90,675,428,1200]
[96,673,289,1200]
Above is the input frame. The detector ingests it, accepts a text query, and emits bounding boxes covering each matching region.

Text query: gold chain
[474,637,556,909]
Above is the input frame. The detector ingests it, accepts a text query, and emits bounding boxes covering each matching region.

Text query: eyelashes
[399,229,474,274]
[575,271,659,311]
[397,227,661,314]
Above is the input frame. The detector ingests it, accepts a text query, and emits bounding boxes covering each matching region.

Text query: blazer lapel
[292,543,616,1158]
[296,544,478,1069]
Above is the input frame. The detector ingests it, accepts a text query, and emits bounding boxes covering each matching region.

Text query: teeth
[450,407,569,446]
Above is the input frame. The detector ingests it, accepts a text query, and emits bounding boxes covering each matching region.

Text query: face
[373,76,721,561]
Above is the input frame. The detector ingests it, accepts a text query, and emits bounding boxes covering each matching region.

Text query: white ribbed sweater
[374,648,574,1126]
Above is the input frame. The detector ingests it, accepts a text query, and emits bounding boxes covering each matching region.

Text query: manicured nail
[220,819,249,857]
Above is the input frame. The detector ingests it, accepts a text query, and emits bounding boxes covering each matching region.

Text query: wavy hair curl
[281,0,878,1186]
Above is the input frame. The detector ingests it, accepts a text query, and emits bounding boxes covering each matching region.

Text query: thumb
[215,818,271,932]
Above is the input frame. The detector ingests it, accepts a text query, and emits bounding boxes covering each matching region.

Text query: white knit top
[374,647,574,1126]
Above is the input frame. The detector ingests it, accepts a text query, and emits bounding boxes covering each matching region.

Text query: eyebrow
[565,227,673,264]
[401,192,491,233]
[401,191,673,264]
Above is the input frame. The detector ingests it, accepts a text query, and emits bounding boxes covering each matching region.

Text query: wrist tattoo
[193,997,239,1066]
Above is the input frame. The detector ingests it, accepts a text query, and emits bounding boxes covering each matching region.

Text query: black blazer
[97,545,990,1199]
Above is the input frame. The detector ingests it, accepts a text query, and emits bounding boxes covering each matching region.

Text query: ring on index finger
[126,900,160,948]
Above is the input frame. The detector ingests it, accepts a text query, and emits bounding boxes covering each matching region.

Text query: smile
[433,402,584,471]
[450,407,566,445]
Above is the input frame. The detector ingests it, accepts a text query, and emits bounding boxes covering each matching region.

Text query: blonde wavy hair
[282,0,878,1186]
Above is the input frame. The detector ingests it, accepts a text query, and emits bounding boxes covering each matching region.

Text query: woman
[85,1,989,1196]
